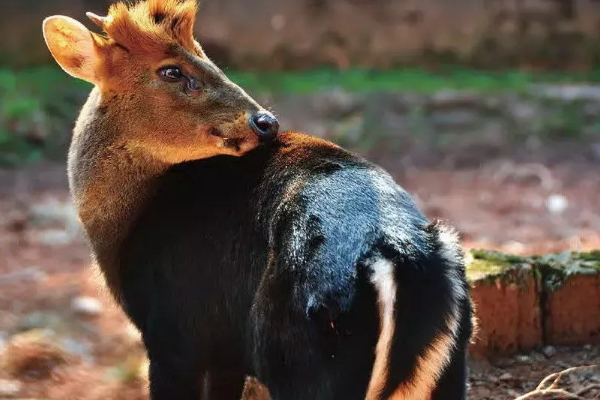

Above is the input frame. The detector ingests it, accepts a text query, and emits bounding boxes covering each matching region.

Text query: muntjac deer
[43,1,473,399]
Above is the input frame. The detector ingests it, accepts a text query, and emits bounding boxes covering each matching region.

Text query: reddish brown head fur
[100,0,200,56]
[43,0,270,165]
[41,0,276,293]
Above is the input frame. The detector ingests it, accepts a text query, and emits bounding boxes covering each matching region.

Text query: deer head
[43,0,278,165]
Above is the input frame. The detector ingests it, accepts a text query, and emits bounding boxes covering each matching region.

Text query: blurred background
[0,1,599,400]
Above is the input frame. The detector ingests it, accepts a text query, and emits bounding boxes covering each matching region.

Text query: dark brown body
[112,132,473,400]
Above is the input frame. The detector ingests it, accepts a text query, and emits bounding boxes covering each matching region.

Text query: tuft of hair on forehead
[99,0,201,55]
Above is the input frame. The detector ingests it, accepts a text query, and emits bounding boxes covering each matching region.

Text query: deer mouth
[208,127,225,138]
[221,137,244,151]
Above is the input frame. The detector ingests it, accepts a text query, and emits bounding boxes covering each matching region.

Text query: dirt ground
[0,157,599,400]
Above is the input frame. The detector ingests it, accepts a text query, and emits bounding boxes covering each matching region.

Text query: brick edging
[467,250,600,359]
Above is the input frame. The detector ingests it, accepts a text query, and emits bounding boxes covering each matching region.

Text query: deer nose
[249,111,279,141]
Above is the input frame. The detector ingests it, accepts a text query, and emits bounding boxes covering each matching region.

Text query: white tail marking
[365,259,397,400]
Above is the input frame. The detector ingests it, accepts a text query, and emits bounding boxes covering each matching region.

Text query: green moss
[578,250,600,264]
[466,249,600,292]
[536,251,600,291]
[466,249,529,283]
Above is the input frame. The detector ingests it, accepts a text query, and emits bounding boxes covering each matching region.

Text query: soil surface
[0,158,598,400]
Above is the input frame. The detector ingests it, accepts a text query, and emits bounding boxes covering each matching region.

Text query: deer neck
[68,88,169,278]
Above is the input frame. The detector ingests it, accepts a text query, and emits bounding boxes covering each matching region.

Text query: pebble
[0,379,21,397]
[546,194,568,215]
[71,296,103,317]
[542,345,557,358]
[499,372,513,381]
[515,354,531,364]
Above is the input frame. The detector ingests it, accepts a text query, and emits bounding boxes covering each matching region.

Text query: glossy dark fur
[117,132,473,400]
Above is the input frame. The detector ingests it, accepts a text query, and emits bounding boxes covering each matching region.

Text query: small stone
[0,379,21,396]
[542,345,557,358]
[515,354,531,363]
[71,296,103,317]
[546,194,568,215]
[270,14,286,31]
[584,344,593,351]
[499,372,513,381]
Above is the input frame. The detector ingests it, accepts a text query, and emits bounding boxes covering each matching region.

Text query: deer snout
[249,111,279,142]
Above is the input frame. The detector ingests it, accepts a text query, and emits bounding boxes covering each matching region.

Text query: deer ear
[43,16,101,84]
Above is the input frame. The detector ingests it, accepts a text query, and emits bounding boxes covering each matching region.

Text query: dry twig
[513,365,599,400]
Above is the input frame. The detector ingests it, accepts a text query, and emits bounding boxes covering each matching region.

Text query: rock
[542,345,557,358]
[0,379,21,397]
[270,14,286,32]
[546,194,568,215]
[499,372,513,381]
[515,354,531,364]
[71,296,103,317]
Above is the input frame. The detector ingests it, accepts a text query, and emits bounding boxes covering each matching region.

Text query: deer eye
[158,66,184,82]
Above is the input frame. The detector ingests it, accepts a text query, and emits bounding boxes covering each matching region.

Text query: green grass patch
[228,67,600,94]
[1,65,600,165]
[0,66,91,166]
